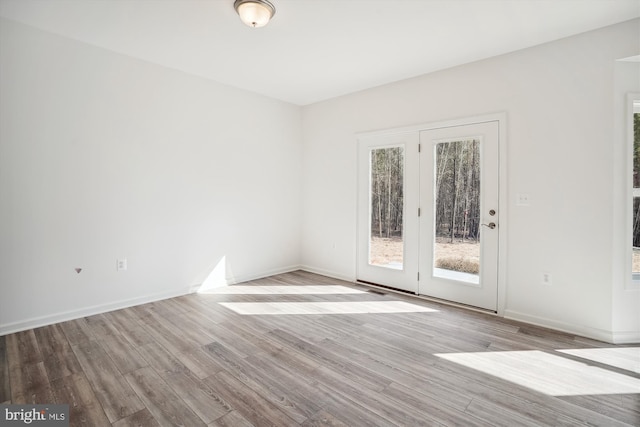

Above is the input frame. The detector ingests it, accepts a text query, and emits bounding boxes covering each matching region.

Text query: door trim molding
[356,113,507,138]
[356,113,508,316]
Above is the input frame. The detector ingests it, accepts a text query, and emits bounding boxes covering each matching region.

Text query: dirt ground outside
[372,239,640,276]
[370,236,480,273]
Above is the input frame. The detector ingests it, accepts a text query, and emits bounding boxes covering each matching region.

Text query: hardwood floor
[1,270,639,426]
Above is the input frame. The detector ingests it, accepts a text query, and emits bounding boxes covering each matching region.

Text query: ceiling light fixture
[234,0,276,28]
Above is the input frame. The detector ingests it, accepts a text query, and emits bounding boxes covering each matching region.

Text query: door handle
[481,222,496,229]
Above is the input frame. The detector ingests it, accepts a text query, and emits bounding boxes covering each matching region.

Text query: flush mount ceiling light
[234,0,276,28]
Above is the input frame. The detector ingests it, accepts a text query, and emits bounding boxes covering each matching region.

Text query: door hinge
[418,207,421,217]
[417,272,420,281]
[418,143,421,153]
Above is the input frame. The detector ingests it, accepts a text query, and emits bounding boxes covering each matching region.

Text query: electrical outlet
[117,259,127,271]
[541,272,552,286]
[516,193,530,206]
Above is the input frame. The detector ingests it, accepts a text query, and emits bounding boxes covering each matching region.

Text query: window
[632,100,640,281]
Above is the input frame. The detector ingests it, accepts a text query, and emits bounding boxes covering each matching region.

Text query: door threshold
[355,280,497,316]
[356,280,417,295]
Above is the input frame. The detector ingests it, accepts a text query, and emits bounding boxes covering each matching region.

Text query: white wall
[0,18,302,334]
[301,19,640,343]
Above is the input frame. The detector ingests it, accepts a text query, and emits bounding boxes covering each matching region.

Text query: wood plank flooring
[1,270,639,426]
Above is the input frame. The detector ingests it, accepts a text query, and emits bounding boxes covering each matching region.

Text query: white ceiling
[1,0,639,105]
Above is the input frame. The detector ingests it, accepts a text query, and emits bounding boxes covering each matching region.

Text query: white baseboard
[225,264,303,285]
[503,309,640,344]
[610,330,640,344]
[9,267,635,346]
[0,264,303,337]
[299,265,356,283]
[0,286,193,336]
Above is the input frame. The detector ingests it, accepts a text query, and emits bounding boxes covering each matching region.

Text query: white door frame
[356,113,507,315]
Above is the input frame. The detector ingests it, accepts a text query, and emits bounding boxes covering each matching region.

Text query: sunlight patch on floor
[202,285,366,295]
[557,347,640,374]
[435,350,640,396]
[219,301,438,315]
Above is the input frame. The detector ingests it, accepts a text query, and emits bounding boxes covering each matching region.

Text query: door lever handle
[481,222,496,229]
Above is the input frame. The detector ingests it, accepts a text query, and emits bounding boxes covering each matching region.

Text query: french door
[357,120,501,311]
[356,132,419,293]
[419,121,499,311]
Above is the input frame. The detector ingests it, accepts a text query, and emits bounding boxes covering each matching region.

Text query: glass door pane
[369,147,404,270]
[433,139,481,284]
